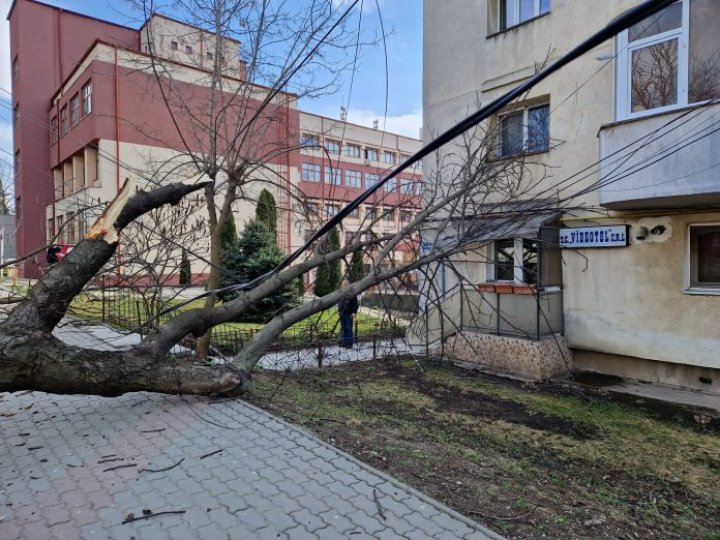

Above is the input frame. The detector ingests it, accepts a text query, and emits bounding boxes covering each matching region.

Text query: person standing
[338,280,359,348]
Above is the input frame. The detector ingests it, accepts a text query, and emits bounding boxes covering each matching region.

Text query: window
[60,106,68,135]
[324,139,340,154]
[206,51,213,61]
[400,153,411,163]
[170,40,178,50]
[384,178,397,192]
[305,202,321,217]
[13,105,19,130]
[382,151,396,164]
[365,147,378,161]
[301,133,319,148]
[400,179,412,194]
[497,103,550,157]
[400,210,412,223]
[82,81,92,116]
[50,116,58,144]
[348,207,360,218]
[617,0,720,119]
[70,94,80,126]
[345,170,361,188]
[13,151,20,176]
[185,45,193,54]
[301,162,321,182]
[324,167,342,185]
[344,143,361,158]
[490,0,551,33]
[324,203,340,216]
[689,225,720,290]
[415,182,424,195]
[365,173,380,188]
[383,208,395,222]
[490,238,538,284]
[56,215,63,242]
[367,206,380,220]
[12,57,18,82]
[47,218,54,241]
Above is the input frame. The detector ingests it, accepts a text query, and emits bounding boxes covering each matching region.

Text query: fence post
[101,277,106,323]
[135,301,143,337]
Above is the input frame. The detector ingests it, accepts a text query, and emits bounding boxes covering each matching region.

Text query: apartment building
[421,0,720,392]
[7,0,421,282]
[298,112,423,275]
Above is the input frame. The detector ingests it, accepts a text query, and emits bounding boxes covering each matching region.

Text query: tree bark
[0,332,248,396]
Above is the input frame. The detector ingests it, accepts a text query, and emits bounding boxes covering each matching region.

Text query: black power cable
[158,0,678,317]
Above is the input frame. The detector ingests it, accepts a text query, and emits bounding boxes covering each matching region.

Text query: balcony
[598,102,720,209]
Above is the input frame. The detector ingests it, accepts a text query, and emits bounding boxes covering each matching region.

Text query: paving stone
[0,387,500,540]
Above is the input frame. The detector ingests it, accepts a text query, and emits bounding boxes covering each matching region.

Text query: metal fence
[72,284,406,360]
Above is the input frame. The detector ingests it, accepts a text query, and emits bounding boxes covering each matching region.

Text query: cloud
[344,109,422,139]
[0,0,12,95]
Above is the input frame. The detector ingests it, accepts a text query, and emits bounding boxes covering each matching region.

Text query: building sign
[559,225,629,248]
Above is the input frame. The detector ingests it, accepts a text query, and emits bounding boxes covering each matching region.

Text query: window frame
[492,0,551,33]
[301,133,320,148]
[365,173,380,188]
[81,81,93,116]
[381,151,396,164]
[487,237,539,284]
[344,143,361,158]
[496,103,550,158]
[60,105,68,135]
[69,94,80,127]
[324,139,341,154]
[301,162,321,182]
[324,166,342,185]
[687,223,720,293]
[345,169,362,188]
[365,147,379,161]
[615,0,720,120]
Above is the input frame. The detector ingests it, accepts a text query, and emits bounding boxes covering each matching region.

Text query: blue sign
[559,225,629,248]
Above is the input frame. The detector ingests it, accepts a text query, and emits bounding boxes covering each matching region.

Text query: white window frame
[382,151,396,164]
[497,103,550,158]
[365,147,379,161]
[301,133,320,148]
[301,162,321,182]
[487,238,537,283]
[345,170,361,188]
[324,166,342,185]
[365,173,380,188]
[496,0,551,32]
[324,139,341,154]
[344,144,361,158]
[82,81,92,116]
[615,0,712,120]
[384,178,397,192]
[685,223,720,295]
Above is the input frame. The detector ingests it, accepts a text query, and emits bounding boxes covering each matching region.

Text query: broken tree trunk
[0,178,249,396]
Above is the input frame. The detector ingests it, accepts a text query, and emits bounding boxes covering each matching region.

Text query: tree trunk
[0,331,249,396]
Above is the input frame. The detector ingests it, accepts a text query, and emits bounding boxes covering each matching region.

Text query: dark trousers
[340,313,354,348]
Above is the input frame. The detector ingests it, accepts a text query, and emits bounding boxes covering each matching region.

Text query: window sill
[487,12,550,39]
[490,148,550,162]
[478,283,536,295]
[683,287,720,297]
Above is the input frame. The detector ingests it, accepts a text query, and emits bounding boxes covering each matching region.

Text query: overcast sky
[0,0,422,170]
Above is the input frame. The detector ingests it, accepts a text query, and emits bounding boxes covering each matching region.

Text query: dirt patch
[247,357,720,539]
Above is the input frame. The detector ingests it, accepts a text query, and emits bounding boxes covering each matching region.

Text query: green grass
[245,357,720,540]
[68,291,399,339]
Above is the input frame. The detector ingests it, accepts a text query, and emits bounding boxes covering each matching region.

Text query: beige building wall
[423,0,720,390]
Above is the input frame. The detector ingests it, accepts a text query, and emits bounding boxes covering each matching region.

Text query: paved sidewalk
[0,391,502,539]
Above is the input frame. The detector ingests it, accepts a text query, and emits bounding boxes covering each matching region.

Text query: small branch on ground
[103,463,137,472]
[139,458,184,473]
[199,449,223,459]
[122,509,186,524]
[372,489,387,521]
